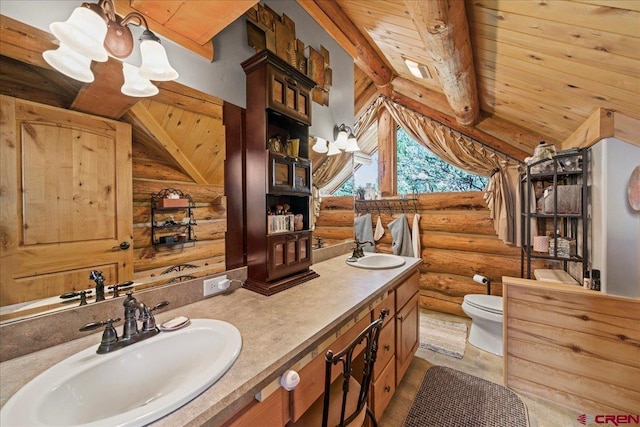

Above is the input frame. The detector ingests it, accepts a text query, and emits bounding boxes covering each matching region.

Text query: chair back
[322,309,389,427]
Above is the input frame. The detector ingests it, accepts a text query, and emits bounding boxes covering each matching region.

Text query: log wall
[503,277,640,415]
[130,134,227,288]
[314,192,556,317]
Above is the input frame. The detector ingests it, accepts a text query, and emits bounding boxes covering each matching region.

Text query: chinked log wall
[129,120,227,288]
[315,192,555,317]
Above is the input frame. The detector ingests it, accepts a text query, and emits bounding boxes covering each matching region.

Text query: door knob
[113,242,131,251]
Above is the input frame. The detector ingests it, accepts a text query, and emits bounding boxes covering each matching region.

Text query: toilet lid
[464,294,503,315]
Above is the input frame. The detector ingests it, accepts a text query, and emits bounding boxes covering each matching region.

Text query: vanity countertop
[0,254,422,426]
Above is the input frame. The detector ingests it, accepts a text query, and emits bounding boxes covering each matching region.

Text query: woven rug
[419,315,467,359]
[403,366,529,427]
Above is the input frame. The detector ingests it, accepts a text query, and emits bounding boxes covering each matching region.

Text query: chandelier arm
[121,11,151,31]
[96,0,117,22]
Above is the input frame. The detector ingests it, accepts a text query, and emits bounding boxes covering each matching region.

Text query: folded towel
[374,215,384,241]
[388,214,413,257]
[354,213,375,252]
[412,213,421,258]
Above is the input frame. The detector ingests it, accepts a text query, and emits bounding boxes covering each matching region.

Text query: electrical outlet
[203,275,227,297]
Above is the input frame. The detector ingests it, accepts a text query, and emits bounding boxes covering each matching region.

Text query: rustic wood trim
[0,15,55,68]
[126,103,208,184]
[295,0,358,58]
[377,107,397,196]
[297,0,393,90]
[113,0,215,61]
[562,108,640,149]
[405,0,480,125]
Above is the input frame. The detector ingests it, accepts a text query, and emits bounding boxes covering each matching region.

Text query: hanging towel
[388,214,413,257]
[411,213,421,258]
[374,215,385,241]
[354,213,375,252]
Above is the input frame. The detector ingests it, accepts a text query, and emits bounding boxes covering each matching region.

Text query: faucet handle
[79,317,121,332]
[80,318,122,354]
[108,281,134,298]
[60,290,93,306]
[150,301,170,312]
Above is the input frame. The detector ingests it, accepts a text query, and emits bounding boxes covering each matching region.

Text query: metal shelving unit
[520,148,588,280]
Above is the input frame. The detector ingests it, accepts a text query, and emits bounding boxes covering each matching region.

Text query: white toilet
[461,294,504,356]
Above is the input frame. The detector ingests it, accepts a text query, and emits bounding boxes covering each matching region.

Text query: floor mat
[403,366,529,427]
[419,315,467,359]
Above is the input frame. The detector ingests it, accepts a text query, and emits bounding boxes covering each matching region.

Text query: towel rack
[355,197,418,215]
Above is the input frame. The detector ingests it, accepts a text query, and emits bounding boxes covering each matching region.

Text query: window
[333,128,488,195]
[397,128,488,193]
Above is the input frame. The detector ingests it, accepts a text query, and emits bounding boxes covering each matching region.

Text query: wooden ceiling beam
[125,103,208,185]
[405,0,480,126]
[297,0,394,93]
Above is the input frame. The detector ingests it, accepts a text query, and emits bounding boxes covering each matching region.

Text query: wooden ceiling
[1,1,638,162]
[299,0,639,158]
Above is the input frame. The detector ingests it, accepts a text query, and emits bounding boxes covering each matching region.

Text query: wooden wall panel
[503,278,640,415]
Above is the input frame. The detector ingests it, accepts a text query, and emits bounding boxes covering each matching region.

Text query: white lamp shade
[334,130,348,149]
[49,7,108,62]
[121,63,159,97]
[327,141,341,156]
[344,135,360,152]
[138,39,179,81]
[312,137,328,154]
[43,43,94,83]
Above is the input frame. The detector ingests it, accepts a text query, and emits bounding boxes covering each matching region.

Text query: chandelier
[43,0,178,97]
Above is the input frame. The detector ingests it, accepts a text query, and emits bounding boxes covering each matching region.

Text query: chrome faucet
[80,291,169,354]
[348,239,373,261]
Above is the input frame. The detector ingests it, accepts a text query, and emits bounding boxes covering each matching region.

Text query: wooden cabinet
[0,95,133,305]
[268,64,312,125]
[233,50,318,296]
[267,231,312,281]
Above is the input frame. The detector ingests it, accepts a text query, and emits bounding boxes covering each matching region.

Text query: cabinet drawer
[371,355,396,419]
[373,319,395,381]
[291,315,371,421]
[395,270,419,311]
[221,386,288,427]
[372,291,395,327]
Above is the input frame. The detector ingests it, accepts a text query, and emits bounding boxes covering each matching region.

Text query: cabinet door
[396,293,419,385]
[292,158,311,194]
[0,96,133,305]
[221,387,288,427]
[268,67,311,125]
[267,231,312,281]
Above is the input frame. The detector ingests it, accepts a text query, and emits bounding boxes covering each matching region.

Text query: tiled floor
[379,309,582,427]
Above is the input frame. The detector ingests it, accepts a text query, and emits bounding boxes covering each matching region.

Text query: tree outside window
[333,128,487,196]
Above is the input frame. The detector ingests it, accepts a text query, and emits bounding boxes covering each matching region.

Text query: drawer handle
[385,385,391,393]
[285,76,298,86]
[384,344,390,351]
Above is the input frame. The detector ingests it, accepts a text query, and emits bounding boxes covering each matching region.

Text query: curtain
[357,96,523,245]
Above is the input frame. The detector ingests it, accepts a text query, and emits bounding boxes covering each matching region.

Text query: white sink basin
[0,319,242,427]
[346,253,406,269]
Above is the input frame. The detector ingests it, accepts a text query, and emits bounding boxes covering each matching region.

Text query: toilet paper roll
[473,274,489,284]
[533,235,550,253]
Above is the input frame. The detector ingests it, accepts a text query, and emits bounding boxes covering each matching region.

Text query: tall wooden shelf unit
[237,50,319,295]
[520,148,588,280]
